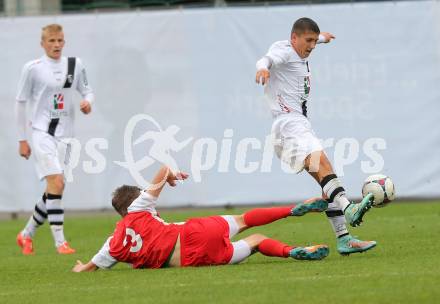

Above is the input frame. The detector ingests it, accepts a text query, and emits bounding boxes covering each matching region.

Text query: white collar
[43,54,63,64]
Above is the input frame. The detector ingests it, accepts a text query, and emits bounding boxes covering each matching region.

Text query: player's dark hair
[112,185,142,217]
[291,18,320,35]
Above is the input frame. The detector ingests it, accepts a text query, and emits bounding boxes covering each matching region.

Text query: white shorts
[31,129,72,180]
[272,112,323,173]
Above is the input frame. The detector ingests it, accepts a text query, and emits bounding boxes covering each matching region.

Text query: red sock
[258,238,294,258]
[243,206,294,227]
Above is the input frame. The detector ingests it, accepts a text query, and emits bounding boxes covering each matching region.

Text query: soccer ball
[362,174,395,207]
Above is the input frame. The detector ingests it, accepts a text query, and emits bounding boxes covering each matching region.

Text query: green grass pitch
[1,201,439,304]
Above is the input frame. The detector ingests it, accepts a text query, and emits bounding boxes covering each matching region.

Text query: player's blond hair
[41,24,63,40]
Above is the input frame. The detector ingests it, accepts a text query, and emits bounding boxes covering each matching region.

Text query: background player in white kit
[255,17,376,255]
[15,24,94,255]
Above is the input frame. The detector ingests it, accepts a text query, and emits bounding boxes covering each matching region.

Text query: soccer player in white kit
[15,24,94,255]
[255,18,376,255]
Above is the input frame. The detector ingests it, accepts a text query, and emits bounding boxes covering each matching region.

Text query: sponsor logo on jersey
[304,76,311,95]
[277,94,291,113]
[53,93,64,110]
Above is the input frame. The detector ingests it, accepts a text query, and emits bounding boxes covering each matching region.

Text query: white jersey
[16,55,94,138]
[260,40,312,117]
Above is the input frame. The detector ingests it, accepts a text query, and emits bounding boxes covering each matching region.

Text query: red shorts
[180,216,234,267]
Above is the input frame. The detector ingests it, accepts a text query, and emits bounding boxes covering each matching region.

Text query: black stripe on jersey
[42,193,47,203]
[306,61,310,72]
[48,118,59,136]
[63,57,76,88]
[302,101,307,117]
[338,233,349,239]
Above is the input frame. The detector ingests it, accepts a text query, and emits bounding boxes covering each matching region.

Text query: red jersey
[108,211,181,269]
[91,191,234,270]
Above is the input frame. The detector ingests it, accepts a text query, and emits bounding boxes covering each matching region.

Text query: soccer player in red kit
[73,167,330,272]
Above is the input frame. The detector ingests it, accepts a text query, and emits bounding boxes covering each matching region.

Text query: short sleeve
[91,237,118,269]
[16,62,34,102]
[127,191,158,214]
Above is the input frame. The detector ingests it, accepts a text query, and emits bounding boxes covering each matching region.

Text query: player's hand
[80,100,92,114]
[72,260,85,272]
[176,171,189,181]
[72,260,98,272]
[256,69,270,85]
[167,171,189,187]
[19,140,31,160]
[319,32,335,43]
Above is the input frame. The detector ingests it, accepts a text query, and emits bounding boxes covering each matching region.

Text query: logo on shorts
[53,93,64,110]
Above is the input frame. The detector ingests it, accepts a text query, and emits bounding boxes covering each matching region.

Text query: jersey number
[123,228,143,253]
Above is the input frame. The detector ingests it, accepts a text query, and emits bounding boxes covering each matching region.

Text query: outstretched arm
[318,32,335,44]
[72,237,118,272]
[72,260,98,272]
[255,41,289,86]
[146,166,189,198]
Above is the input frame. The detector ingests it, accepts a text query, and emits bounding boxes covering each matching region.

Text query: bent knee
[53,177,65,191]
[234,215,248,232]
[244,233,269,248]
[47,175,65,193]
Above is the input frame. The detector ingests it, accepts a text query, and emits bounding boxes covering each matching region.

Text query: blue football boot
[344,193,374,227]
[337,235,376,255]
[290,245,330,260]
[291,199,328,216]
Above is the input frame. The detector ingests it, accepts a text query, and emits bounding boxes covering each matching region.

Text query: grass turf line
[0,201,439,304]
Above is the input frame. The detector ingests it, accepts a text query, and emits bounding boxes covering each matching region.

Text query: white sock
[22,194,47,238]
[325,201,349,238]
[334,194,351,212]
[321,174,351,212]
[46,193,66,247]
[229,240,252,264]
